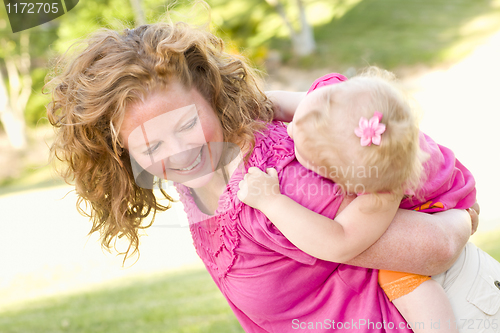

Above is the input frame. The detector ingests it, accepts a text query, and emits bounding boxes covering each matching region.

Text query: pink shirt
[176,121,411,332]
[400,132,476,212]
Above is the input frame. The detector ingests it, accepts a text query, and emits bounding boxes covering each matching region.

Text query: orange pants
[378,270,431,302]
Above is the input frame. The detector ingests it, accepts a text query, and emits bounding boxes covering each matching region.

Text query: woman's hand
[237,167,282,211]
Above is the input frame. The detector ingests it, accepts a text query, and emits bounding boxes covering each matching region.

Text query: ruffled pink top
[175,121,411,332]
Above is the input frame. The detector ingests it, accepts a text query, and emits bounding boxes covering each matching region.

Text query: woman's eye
[143,142,161,155]
[183,118,197,130]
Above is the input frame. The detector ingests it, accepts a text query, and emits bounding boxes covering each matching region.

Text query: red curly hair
[45,22,274,262]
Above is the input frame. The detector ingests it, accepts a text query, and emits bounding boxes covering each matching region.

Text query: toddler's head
[288,68,425,195]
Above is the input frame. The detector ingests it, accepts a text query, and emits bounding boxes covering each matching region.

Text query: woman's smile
[171,147,203,171]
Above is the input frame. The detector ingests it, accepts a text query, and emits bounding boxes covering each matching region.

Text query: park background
[1,0,500,332]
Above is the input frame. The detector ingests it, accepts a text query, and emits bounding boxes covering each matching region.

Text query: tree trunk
[0,32,31,151]
[129,0,146,26]
[265,0,316,57]
[0,69,27,150]
[293,0,316,57]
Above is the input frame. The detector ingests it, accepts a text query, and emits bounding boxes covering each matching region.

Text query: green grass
[1,234,498,333]
[0,268,244,333]
[275,0,500,71]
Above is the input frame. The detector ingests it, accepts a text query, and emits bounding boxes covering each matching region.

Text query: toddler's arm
[266,91,306,123]
[237,167,401,262]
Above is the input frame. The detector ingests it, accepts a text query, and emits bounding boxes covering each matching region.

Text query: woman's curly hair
[45,22,274,262]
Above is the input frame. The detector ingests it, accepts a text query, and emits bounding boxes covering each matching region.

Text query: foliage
[53,0,135,54]
[0,5,59,132]
[208,0,280,61]
[3,0,500,127]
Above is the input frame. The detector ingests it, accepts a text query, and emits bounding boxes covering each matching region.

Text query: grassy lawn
[0,233,498,333]
[286,0,500,71]
[0,268,244,333]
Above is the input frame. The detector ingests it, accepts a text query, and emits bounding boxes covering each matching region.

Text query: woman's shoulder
[249,121,344,213]
[247,121,295,172]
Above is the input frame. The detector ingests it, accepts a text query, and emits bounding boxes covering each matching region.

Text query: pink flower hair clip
[354,111,386,146]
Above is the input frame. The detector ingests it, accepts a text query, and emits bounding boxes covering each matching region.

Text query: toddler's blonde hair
[295,67,427,197]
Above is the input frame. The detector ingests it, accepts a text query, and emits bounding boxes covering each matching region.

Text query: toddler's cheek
[286,122,293,138]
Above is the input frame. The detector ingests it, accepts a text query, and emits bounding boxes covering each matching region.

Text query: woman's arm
[239,167,474,275]
[344,194,473,276]
[266,91,306,123]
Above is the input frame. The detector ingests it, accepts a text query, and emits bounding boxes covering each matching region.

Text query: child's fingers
[266,168,278,178]
[467,207,479,235]
[249,167,268,177]
[248,167,260,174]
[472,201,480,215]
[237,180,248,201]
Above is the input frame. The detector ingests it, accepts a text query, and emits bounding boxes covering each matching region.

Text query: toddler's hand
[467,202,480,235]
[237,167,282,211]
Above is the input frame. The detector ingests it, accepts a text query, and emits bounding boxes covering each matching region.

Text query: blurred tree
[1,2,60,148]
[206,0,318,64]
[265,0,315,57]
[129,0,146,26]
[0,16,30,150]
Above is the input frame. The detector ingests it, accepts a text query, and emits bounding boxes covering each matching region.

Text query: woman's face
[120,80,224,188]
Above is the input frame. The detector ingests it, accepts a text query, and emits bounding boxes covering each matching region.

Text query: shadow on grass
[0,268,243,333]
[284,0,500,70]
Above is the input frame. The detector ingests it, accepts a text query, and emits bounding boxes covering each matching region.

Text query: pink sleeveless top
[175,121,411,332]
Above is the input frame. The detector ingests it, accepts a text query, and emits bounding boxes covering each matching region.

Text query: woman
[46,22,488,332]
